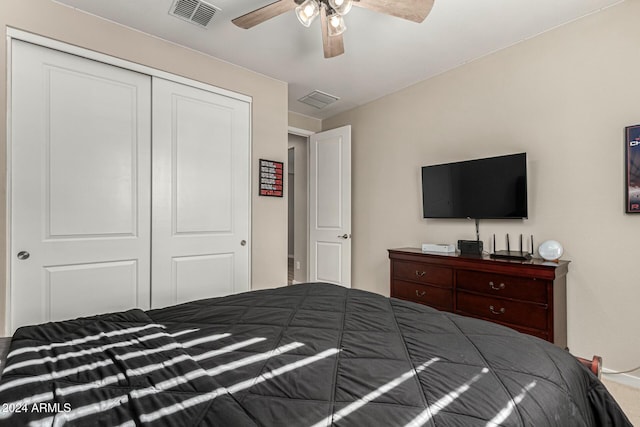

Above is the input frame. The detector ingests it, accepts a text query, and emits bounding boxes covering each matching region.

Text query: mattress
[0,283,631,426]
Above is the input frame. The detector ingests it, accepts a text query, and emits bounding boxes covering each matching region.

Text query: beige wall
[289,111,322,133]
[324,0,640,376]
[0,0,289,332]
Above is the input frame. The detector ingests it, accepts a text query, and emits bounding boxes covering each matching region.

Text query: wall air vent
[298,90,340,109]
[169,0,220,27]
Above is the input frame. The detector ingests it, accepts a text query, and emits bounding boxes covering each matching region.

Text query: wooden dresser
[388,248,569,347]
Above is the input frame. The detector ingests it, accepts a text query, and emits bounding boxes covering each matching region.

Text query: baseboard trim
[292,280,303,285]
[602,369,640,389]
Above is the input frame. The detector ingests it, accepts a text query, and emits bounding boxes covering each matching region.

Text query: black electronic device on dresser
[458,239,483,255]
[388,248,569,348]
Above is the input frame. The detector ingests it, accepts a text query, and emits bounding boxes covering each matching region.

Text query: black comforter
[0,283,631,426]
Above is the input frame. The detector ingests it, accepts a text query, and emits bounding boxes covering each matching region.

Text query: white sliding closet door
[151,78,250,308]
[10,40,152,331]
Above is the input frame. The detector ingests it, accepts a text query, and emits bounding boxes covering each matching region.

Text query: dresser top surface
[388,247,570,269]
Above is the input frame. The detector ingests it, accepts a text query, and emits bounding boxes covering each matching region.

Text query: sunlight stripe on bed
[169,328,200,337]
[404,368,489,427]
[225,348,341,395]
[4,331,173,373]
[130,368,210,400]
[8,324,165,358]
[192,337,267,362]
[125,353,194,377]
[0,359,115,393]
[485,381,537,426]
[180,333,231,348]
[310,358,441,427]
[115,342,184,360]
[206,342,305,377]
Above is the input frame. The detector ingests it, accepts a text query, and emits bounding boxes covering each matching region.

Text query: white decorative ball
[538,240,564,261]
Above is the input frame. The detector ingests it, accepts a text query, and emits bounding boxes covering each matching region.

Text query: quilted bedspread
[0,283,631,426]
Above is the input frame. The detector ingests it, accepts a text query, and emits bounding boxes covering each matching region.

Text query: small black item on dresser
[458,239,483,255]
[490,250,532,261]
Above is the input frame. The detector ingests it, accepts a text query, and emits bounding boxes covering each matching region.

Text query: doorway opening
[287,125,351,286]
[288,147,295,284]
[288,133,309,285]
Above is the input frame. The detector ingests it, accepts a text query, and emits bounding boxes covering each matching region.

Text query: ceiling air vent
[298,90,340,109]
[169,0,220,28]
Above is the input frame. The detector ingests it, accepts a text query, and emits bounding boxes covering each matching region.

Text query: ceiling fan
[232,0,435,58]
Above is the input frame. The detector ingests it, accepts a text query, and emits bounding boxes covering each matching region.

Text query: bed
[0,283,631,426]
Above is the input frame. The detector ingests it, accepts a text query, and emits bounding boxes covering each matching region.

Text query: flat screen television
[421,153,528,219]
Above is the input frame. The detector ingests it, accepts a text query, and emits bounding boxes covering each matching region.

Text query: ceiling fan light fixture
[328,0,353,15]
[327,12,346,36]
[296,0,320,27]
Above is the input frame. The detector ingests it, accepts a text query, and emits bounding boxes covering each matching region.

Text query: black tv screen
[421,153,528,219]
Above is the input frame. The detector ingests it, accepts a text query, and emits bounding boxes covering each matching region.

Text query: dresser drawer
[393,261,452,288]
[456,270,547,304]
[456,291,547,331]
[392,280,453,311]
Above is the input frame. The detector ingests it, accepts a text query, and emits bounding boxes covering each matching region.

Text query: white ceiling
[53,0,622,120]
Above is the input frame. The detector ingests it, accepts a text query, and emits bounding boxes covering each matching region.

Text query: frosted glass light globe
[538,240,563,261]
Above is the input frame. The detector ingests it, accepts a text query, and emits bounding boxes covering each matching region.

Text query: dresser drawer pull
[489,305,506,315]
[415,290,427,297]
[415,271,426,277]
[489,281,505,291]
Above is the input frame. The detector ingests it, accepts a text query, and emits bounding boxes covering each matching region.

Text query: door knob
[17,251,30,260]
[337,234,351,239]
[240,240,247,246]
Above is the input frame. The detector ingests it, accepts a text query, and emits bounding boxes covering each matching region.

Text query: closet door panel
[48,68,138,236]
[152,78,250,308]
[172,254,234,303]
[173,96,233,233]
[10,40,152,331]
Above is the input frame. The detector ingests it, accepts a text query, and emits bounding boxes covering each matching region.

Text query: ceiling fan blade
[320,6,345,58]
[232,0,298,29]
[353,0,434,23]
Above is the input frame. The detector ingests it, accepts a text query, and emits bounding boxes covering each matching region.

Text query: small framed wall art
[625,124,640,213]
[259,159,284,197]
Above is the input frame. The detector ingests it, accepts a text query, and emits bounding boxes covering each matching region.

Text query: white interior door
[309,125,351,287]
[10,40,152,331]
[151,78,250,308]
